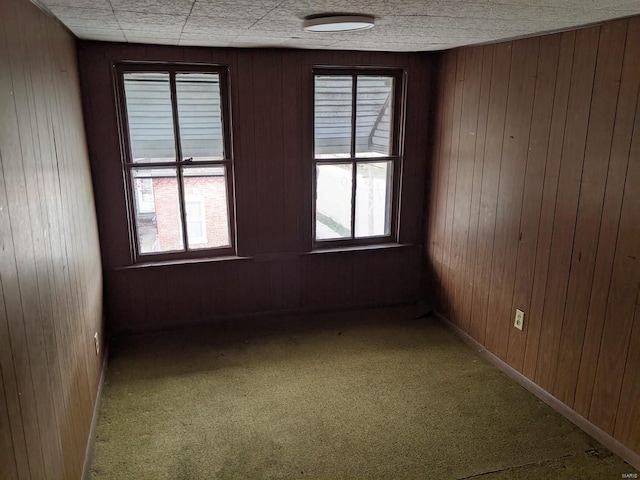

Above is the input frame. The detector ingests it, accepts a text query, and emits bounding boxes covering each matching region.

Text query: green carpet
[89,306,636,479]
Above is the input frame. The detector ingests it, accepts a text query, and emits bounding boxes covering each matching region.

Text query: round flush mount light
[303,15,375,33]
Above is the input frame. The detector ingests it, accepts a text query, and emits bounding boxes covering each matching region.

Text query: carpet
[89,306,635,479]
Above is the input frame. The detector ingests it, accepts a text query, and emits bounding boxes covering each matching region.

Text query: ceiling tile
[70,26,124,37]
[183,15,256,32]
[46,0,111,9]
[231,37,289,48]
[115,12,186,36]
[190,0,281,19]
[48,6,120,28]
[126,36,182,45]
[179,35,235,47]
[380,2,580,20]
[283,38,342,48]
[375,15,568,33]
[110,0,194,15]
[115,11,186,26]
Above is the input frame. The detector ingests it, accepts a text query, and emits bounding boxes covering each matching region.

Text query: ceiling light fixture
[303,15,375,33]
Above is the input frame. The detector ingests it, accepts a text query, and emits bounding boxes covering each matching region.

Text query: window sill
[114,243,414,270]
[307,242,413,255]
[116,255,251,270]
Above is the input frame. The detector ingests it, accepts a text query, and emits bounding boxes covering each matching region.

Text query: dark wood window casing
[312,67,406,248]
[114,63,236,263]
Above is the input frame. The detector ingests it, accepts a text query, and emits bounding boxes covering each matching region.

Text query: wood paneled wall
[78,43,433,333]
[0,0,104,478]
[424,16,640,455]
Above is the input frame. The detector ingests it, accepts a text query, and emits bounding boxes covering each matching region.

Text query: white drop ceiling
[36,0,640,51]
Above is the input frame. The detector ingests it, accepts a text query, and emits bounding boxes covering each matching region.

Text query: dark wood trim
[314,234,398,249]
[219,66,237,253]
[112,65,138,262]
[169,71,190,251]
[350,76,357,238]
[350,75,357,158]
[311,67,405,248]
[124,159,229,168]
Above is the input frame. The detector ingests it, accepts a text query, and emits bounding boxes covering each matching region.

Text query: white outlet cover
[514,309,525,331]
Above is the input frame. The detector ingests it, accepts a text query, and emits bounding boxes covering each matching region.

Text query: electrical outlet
[514,309,525,331]
[94,332,100,355]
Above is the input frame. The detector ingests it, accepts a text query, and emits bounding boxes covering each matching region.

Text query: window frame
[312,67,406,248]
[114,62,236,263]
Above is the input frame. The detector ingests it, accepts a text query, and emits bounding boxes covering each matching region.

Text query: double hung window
[313,69,404,245]
[116,64,234,261]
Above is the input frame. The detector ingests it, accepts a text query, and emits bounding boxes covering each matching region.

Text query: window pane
[355,161,392,238]
[355,76,394,158]
[183,165,230,249]
[123,73,176,163]
[314,75,352,159]
[315,163,353,240]
[131,167,184,253]
[176,73,225,161]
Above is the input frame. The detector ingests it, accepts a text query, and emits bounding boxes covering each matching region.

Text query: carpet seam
[456,448,607,479]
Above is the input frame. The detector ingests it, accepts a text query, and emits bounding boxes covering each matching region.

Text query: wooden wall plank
[574,16,640,418]
[400,54,432,246]
[505,34,561,372]
[522,30,576,381]
[432,52,458,315]
[534,25,600,393]
[233,50,259,257]
[469,42,511,344]
[0,364,19,480]
[466,45,494,341]
[484,37,539,360]
[281,51,304,253]
[302,254,353,309]
[553,19,627,407]
[614,298,640,451]
[1,10,48,475]
[444,50,465,324]
[423,54,444,298]
[251,51,285,254]
[0,28,33,480]
[22,5,80,476]
[588,87,640,433]
[11,3,70,474]
[0,278,29,480]
[454,46,483,332]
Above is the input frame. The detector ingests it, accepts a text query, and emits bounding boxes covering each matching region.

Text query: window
[313,69,403,245]
[116,64,234,261]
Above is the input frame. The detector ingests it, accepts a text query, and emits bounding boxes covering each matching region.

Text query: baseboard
[434,311,640,472]
[115,300,418,336]
[81,349,108,480]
